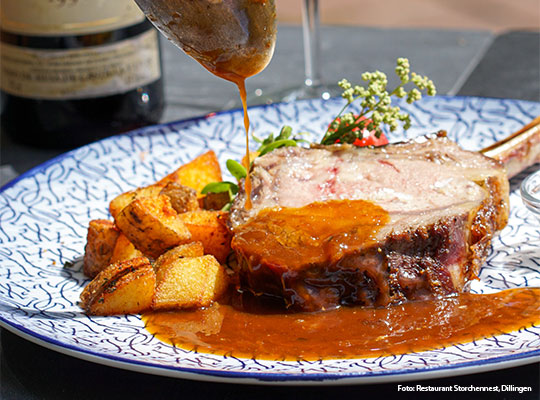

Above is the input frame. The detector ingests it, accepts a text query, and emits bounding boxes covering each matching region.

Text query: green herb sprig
[253,125,307,156]
[320,58,436,145]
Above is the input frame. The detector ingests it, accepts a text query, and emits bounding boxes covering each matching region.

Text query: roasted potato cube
[114,195,192,259]
[146,303,225,336]
[110,232,143,264]
[157,150,222,194]
[83,219,120,278]
[153,241,205,272]
[178,210,232,263]
[199,191,231,210]
[80,257,155,315]
[109,184,162,219]
[159,182,199,213]
[153,255,229,310]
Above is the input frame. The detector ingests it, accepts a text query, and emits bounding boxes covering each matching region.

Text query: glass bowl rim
[520,169,540,208]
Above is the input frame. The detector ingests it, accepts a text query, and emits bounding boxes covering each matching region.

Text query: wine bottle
[0,0,164,148]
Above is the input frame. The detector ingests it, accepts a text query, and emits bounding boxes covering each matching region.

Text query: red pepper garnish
[327,115,389,147]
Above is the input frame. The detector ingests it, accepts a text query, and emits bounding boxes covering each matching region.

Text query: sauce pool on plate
[143,287,540,361]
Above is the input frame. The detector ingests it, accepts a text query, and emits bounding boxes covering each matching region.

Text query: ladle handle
[481,115,540,178]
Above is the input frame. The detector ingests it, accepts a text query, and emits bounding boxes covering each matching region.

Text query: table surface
[1,25,539,399]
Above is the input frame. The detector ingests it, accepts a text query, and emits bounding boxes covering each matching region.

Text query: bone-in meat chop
[229,132,509,311]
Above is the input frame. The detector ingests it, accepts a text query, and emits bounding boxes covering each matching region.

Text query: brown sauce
[232,199,389,269]
[235,78,253,210]
[143,287,540,361]
[200,51,259,210]
[146,1,275,209]
[159,0,276,210]
[183,45,269,209]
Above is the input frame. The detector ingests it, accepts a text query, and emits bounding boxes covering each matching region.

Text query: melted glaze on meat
[232,199,389,270]
[232,199,391,309]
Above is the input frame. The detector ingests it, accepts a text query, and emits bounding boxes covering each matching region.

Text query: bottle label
[0,30,161,100]
[0,0,146,36]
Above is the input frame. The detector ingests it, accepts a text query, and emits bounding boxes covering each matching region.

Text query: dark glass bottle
[0,0,164,149]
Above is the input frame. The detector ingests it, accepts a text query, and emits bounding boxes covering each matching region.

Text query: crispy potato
[178,210,232,263]
[80,257,155,315]
[80,256,148,309]
[153,255,229,310]
[83,219,121,278]
[157,150,222,194]
[147,303,224,336]
[114,195,192,259]
[110,232,143,264]
[153,242,205,272]
[109,184,162,220]
[159,182,199,213]
[199,191,231,210]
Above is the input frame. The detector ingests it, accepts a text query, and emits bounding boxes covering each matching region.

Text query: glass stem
[302,0,321,88]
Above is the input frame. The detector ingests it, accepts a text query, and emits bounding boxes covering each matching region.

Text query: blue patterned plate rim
[2,94,538,193]
[1,318,539,385]
[0,95,539,385]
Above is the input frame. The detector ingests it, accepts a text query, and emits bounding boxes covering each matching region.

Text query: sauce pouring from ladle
[133,0,277,209]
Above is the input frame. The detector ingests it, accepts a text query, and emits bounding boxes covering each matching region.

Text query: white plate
[1,96,539,385]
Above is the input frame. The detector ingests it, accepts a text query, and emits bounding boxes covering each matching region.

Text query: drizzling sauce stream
[134,0,276,209]
[233,78,252,209]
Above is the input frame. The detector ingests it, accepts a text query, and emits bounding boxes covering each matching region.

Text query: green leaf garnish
[253,125,307,156]
[201,181,237,210]
[258,139,298,156]
[275,125,293,140]
[201,181,238,195]
[226,159,247,180]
